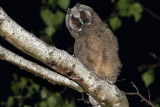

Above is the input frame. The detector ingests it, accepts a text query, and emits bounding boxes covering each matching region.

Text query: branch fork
[0,7,128,107]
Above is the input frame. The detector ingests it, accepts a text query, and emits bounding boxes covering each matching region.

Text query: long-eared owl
[65,3,122,84]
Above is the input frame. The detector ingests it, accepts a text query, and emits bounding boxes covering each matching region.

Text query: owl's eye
[80,11,87,20]
[72,18,82,27]
[72,19,79,24]
[69,17,82,31]
[81,12,87,19]
[80,10,92,25]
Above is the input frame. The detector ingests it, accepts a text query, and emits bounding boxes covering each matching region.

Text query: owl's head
[66,4,95,34]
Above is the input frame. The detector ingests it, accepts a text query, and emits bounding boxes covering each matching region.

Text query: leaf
[48,0,58,8]
[138,66,143,72]
[32,83,40,93]
[11,81,20,95]
[52,10,65,27]
[29,79,40,92]
[41,89,47,99]
[109,16,122,30]
[26,87,34,98]
[118,0,130,16]
[24,105,31,107]
[46,93,62,107]
[47,96,57,106]
[128,2,143,22]
[118,0,130,10]
[58,0,70,10]
[155,104,160,107]
[12,73,18,80]
[142,69,155,87]
[20,77,27,88]
[64,100,75,107]
[138,64,146,72]
[40,101,47,107]
[40,9,54,26]
[7,96,14,107]
[45,26,56,37]
[40,9,64,27]
[111,0,115,3]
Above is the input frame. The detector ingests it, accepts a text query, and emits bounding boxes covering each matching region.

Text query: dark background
[0,0,160,107]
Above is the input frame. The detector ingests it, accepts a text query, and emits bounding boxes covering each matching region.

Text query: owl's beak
[78,18,84,25]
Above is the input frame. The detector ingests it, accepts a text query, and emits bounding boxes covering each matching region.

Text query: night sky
[0,0,160,107]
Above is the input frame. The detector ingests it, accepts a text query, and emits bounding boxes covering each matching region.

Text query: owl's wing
[102,24,119,53]
[95,23,121,84]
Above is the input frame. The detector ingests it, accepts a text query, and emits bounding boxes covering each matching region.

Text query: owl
[65,3,121,84]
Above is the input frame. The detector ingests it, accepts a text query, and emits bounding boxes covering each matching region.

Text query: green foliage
[29,79,40,92]
[39,101,48,107]
[7,96,14,107]
[40,9,55,27]
[109,0,143,30]
[40,0,70,44]
[138,64,155,88]
[142,68,155,88]
[0,73,75,107]
[11,81,20,95]
[48,0,58,8]
[118,0,143,20]
[37,89,75,107]
[155,104,160,107]
[58,0,70,10]
[40,88,48,99]
[24,105,31,107]
[128,3,143,22]
[20,77,28,88]
[118,0,131,17]
[109,16,122,30]
[111,0,115,3]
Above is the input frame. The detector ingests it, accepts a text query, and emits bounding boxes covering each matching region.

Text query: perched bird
[65,4,121,84]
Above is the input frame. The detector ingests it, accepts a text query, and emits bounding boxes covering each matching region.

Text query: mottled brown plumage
[65,4,121,84]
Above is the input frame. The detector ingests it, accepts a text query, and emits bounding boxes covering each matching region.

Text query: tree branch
[141,4,160,21]
[0,45,83,93]
[125,82,155,107]
[0,7,129,107]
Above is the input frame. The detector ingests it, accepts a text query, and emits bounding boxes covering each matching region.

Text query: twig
[60,87,67,94]
[117,78,126,82]
[104,2,160,22]
[125,82,155,107]
[78,93,90,104]
[139,52,160,70]
[141,4,160,21]
[148,90,151,102]
[104,4,118,23]
[150,52,160,62]
[18,86,26,107]
[145,63,160,69]
[131,82,139,93]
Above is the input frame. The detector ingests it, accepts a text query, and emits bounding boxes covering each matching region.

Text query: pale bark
[0,45,83,93]
[0,7,129,107]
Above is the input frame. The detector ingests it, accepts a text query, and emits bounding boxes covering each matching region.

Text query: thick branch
[0,7,129,107]
[0,45,83,93]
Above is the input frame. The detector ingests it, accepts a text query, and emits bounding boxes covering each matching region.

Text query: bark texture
[0,7,129,107]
